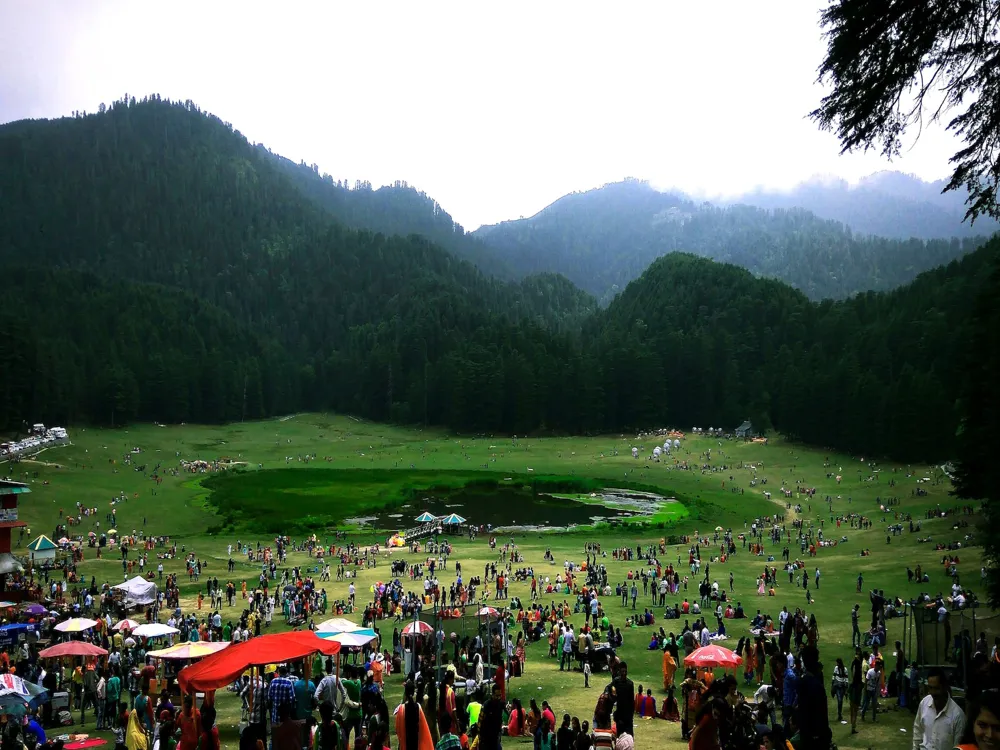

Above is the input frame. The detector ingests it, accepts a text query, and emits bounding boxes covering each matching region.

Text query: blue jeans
[560,651,572,670]
[860,689,878,720]
[95,698,105,729]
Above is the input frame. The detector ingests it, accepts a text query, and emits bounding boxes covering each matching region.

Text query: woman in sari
[663,648,677,690]
[754,639,766,685]
[394,680,433,750]
[125,706,148,750]
[742,639,755,686]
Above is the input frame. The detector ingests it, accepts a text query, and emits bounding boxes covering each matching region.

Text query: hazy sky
[0,1,962,229]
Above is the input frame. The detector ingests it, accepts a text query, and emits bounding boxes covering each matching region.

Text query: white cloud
[0,0,961,229]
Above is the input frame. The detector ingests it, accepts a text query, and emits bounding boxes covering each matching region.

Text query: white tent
[113,576,158,607]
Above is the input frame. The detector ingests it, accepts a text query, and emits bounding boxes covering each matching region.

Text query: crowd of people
[1,439,997,750]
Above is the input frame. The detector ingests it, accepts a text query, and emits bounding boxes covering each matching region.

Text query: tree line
[0,97,992,464]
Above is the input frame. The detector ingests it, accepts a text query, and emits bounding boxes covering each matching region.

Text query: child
[113,708,127,750]
[583,659,591,688]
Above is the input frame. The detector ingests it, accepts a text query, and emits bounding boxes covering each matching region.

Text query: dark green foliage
[952,255,1000,607]
[586,248,992,461]
[264,150,515,280]
[473,179,988,304]
[0,267,295,428]
[811,0,1000,224]
[0,97,991,466]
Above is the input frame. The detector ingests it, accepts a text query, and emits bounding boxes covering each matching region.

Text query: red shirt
[542,708,555,729]
[177,709,201,750]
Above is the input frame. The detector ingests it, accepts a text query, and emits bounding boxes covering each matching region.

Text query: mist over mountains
[473,178,990,304]
[725,171,1000,240]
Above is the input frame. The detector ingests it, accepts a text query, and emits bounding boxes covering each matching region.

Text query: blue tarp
[0,623,30,648]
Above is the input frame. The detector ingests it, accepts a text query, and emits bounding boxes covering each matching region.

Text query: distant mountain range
[725,171,1000,240]
[259,156,996,304]
[0,97,993,464]
[472,178,990,304]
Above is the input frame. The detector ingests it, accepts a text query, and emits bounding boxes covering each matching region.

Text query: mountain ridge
[472,178,988,304]
[0,96,993,464]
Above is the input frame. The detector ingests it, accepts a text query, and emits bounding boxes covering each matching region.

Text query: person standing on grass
[912,668,965,750]
[781,653,799,730]
[610,661,636,739]
[851,604,862,648]
[860,657,881,723]
[797,645,831,749]
[831,657,849,723]
[561,625,575,672]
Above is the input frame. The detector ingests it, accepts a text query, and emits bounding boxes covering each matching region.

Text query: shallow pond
[354,485,668,531]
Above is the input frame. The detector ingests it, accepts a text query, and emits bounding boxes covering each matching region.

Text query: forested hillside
[0,268,296,427]
[264,151,514,279]
[730,171,1000,241]
[0,96,593,427]
[585,248,991,461]
[0,97,991,462]
[474,179,986,303]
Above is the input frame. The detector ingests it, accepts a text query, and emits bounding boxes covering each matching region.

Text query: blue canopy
[414,512,436,523]
[441,513,466,525]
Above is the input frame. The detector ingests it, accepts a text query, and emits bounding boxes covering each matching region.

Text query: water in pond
[356,485,666,531]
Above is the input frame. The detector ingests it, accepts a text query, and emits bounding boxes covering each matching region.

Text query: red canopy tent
[683,644,742,670]
[178,631,341,693]
[38,642,108,658]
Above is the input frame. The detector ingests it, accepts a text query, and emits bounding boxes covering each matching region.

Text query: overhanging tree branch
[811,0,1000,222]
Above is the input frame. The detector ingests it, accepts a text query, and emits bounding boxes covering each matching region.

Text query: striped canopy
[320,629,378,648]
[315,618,364,636]
[54,617,98,633]
[148,641,231,661]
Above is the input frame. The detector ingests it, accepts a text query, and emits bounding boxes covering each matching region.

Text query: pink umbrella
[683,644,742,670]
[39,642,108,659]
[113,619,140,632]
[476,607,500,619]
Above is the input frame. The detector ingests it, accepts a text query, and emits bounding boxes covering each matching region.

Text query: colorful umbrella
[54,617,98,633]
[402,621,433,636]
[107,529,118,535]
[320,629,378,648]
[415,512,436,523]
[132,623,180,639]
[38,641,108,658]
[476,607,500,619]
[148,641,231,660]
[683,644,742,669]
[0,675,48,716]
[315,618,364,635]
[113,619,140,632]
[440,513,466,525]
[23,604,47,616]
[57,537,70,545]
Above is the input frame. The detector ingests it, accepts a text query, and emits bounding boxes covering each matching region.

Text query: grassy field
[4,414,986,750]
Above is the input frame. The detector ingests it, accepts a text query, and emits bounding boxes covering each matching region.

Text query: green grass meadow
[5,414,985,750]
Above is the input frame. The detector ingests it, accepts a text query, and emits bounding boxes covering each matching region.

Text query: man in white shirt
[912,668,965,750]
